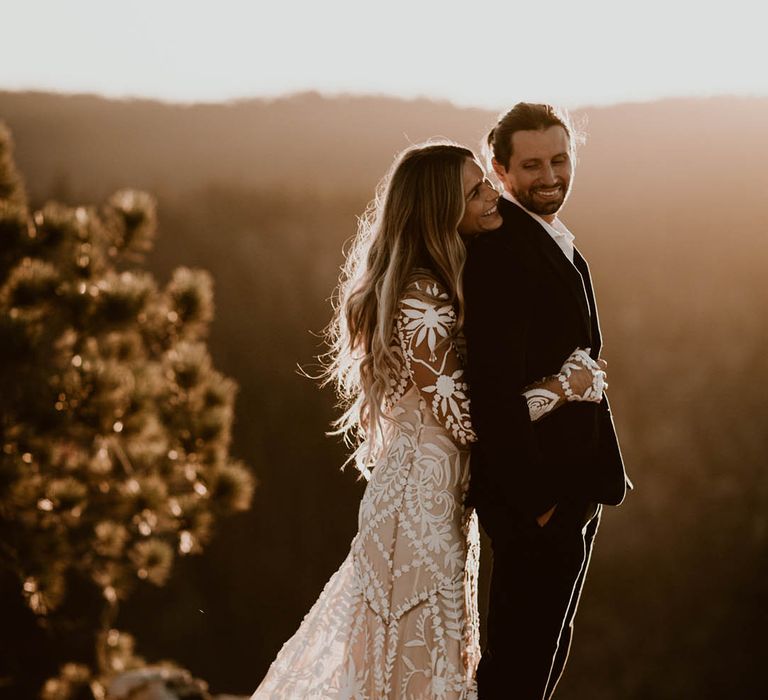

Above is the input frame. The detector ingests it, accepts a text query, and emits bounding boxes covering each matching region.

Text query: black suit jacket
[463,198,630,541]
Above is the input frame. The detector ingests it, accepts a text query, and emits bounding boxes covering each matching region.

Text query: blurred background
[2,1,768,698]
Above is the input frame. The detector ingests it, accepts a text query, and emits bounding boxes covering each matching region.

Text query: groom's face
[492,125,573,221]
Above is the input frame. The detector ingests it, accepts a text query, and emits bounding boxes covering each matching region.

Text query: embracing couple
[251,102,631,699]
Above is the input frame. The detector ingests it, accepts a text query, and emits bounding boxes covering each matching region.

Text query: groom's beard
[514,181,569,217]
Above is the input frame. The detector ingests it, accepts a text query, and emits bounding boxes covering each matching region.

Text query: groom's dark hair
[487,102,576,170]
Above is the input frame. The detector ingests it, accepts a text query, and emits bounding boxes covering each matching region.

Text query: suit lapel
[573,248,602,354]
[500,198,592,338]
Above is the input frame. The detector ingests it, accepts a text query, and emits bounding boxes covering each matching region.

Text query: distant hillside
[0,91,495,200]
[1,89,766,243]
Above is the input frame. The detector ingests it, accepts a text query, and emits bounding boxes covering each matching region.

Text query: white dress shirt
[502,190,575,263]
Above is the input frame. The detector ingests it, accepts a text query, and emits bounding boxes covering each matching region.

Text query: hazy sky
[3,0,766,109]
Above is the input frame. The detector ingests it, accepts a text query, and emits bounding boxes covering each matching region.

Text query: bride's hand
[566,359,607,399]
[558,348,607,402]
[521,348,607,423]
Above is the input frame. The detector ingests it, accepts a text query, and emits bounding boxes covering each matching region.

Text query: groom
[463,102,631,699]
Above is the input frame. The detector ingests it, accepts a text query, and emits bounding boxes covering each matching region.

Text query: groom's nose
[540,164,557,185]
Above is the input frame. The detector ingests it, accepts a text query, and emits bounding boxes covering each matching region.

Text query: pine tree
[0,123,255,699]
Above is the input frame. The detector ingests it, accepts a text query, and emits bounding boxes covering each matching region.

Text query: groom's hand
[536,504,557,527]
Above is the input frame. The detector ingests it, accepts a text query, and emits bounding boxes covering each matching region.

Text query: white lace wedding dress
[252,278,480,699]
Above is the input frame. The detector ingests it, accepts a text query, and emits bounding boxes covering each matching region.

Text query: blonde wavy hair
[323,141,476,473]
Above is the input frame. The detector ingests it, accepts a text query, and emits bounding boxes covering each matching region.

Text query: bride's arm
[398,282,608,448]
[522,348,608,422]
[398,278,477,446]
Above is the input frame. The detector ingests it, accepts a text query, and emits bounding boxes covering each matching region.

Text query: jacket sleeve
[463,235,559,519]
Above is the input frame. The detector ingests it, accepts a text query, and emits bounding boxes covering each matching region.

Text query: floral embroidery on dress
[399,289,455,358]
[252,276,479,700]
[395,280,478,447]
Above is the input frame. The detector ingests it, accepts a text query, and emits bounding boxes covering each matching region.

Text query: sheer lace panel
[395,278,477,446]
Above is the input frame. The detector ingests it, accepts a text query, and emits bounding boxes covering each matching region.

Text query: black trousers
[476,501,601,700]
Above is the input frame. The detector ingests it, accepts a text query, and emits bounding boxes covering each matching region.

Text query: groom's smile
[532,184,564,201]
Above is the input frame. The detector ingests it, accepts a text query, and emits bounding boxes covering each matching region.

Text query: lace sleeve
[397,279,477,446]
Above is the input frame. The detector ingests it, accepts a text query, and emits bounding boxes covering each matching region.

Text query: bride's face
[457,159,502,236]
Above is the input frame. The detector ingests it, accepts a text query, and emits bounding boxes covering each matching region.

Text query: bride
[251,142,601,699]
